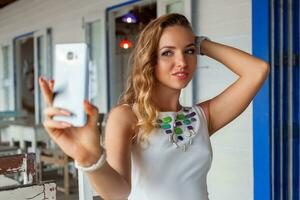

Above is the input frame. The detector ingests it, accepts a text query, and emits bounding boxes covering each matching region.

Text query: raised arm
[198,40,269,136]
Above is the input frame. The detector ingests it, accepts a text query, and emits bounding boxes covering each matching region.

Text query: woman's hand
[39,77,102,166]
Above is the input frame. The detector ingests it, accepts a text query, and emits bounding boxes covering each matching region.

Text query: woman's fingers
[43,119,72,129]
[39,77,54,106]
[84,100,99,125]
[44,107,72,119]
[49,79,54,91]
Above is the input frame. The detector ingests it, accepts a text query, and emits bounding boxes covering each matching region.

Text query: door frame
[252,0,271,199]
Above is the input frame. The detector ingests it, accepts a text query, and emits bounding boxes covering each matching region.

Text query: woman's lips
[172,71,189,80]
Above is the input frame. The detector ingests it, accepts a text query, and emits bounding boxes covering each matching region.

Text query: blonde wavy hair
[119,13,193,143]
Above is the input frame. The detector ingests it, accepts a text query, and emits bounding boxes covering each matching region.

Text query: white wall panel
[192,0,253,200]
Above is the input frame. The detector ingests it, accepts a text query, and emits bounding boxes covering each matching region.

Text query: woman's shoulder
[107,104,138,133]
[111,104,135,115]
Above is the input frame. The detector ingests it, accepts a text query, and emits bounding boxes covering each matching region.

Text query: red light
[119,39,133,49]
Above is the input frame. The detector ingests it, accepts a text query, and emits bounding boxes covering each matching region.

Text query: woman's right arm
[39,77,135,199]
[83,105,136,200]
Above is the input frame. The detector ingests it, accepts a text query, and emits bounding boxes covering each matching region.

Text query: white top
[128,105,212,200]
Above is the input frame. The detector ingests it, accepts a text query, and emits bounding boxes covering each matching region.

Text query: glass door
[107,0,157,109]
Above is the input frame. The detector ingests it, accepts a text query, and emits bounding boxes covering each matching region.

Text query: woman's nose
[175,53,188,68]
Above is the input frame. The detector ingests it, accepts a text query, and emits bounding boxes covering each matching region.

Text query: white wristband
[195,36,210,55]
[75,150,106,172]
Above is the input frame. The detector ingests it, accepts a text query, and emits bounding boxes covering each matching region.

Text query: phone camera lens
[67,52,74,60]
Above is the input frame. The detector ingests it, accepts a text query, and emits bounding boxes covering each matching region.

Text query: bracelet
[195,36,210,55]
[75,149,106,172]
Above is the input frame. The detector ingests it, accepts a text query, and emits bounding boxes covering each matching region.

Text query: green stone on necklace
[183,119,191,125]
[174,127,183,135]
[161,124,171,129]
[162,116,172,123]
[176,114,185,120]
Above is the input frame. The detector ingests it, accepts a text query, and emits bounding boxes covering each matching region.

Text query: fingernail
[50,80,54,84]
[84,100,91,108]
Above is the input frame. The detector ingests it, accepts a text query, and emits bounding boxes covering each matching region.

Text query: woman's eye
[185,49,195,54]
[161,51,173,56]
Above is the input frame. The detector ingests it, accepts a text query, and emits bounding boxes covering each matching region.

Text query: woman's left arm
[197,40,270,136]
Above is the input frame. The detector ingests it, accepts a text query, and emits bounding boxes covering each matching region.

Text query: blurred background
[0,0,299,200]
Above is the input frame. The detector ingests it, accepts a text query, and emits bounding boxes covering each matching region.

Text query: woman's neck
[152,85,181,112]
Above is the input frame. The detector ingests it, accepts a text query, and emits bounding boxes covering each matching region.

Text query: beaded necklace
[156,107,198,152]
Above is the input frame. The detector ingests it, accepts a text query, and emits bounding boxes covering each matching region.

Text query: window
[0,29,52,125]
[0,43,18,123]
[85,15,108,113]
[1,45,14,111]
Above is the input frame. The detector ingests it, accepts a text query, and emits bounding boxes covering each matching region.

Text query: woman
[39,13,269,200]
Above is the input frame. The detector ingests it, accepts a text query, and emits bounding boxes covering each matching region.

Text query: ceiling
[0,0,18,9]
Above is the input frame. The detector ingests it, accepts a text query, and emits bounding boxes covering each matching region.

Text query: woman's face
[155,25,197,91]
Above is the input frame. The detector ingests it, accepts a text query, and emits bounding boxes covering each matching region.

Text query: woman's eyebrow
[186,43,196,48]
[159,43,196,51]
[159,46,176,50]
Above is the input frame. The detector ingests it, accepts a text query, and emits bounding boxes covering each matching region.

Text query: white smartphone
[52,43,89,127]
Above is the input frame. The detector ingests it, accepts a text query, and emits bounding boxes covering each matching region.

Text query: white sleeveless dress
[128,105,212,200]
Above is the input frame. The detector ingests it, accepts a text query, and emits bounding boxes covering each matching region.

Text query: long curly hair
[119,13,193,143]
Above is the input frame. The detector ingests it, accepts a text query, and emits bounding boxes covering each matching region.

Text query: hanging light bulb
[119,39,133,49]
[121,13,137,23]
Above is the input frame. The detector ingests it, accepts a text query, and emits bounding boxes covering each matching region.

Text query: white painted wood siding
[193,0,253,200]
